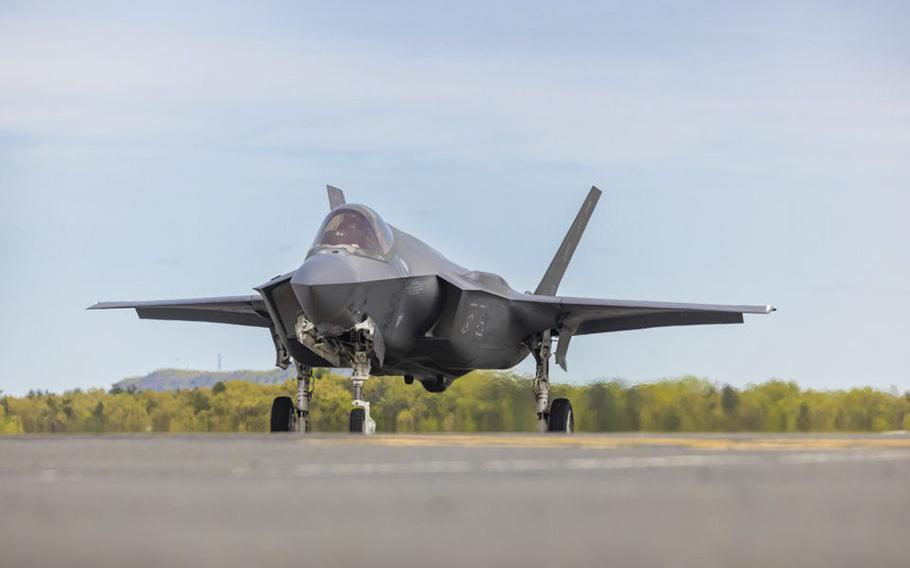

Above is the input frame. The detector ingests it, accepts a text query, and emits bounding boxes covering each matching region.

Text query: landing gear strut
[294,361,314,433]
[531,330,574,433]
[350,348,376,434]
[269,360,314,433]
[532,330,552,432]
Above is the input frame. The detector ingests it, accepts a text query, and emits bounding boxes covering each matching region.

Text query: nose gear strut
[350,349,376,434]
[349,320,378,434]
[294,361,314,433]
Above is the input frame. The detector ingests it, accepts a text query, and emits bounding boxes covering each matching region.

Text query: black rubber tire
[350,408,365,433]
[548,398,574,433]
[270,396,294,433]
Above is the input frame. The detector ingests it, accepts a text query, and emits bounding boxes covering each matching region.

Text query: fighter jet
[90,186,774,433]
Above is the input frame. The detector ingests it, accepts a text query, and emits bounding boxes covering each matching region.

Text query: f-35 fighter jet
[90,186,774,433]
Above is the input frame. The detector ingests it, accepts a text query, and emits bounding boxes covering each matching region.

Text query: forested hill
[113,368,295,392]
[2,371,910,434]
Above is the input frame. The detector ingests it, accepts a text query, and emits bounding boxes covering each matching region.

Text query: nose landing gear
[349,349,376,434]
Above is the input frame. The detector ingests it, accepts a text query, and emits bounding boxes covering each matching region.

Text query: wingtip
[766,305,777,314]
[590,185,603,196]
[87,302,121,310]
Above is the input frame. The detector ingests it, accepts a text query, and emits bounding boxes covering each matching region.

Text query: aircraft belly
[294,276,443,356]
[401,288,528,371]
[263,271,529,373]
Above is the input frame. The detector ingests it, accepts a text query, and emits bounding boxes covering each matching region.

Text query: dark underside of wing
[567,303,759,334]
[519,295,775,335]
[87,296,272,328]
[575,308,744,334]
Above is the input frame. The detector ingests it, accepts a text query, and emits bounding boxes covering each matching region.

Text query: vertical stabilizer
[534,186,602,296]
[327,185,346,209]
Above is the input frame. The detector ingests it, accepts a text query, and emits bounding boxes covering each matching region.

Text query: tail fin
[327,185,346,209]
[534,186,602,296]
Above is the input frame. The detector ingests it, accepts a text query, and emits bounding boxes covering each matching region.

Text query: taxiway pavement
[1,433,909,567]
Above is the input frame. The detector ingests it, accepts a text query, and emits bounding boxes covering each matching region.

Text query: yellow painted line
[303,434,910,451]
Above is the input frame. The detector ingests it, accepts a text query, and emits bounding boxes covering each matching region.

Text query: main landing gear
[531,330,574,433]
[270,361,314,433]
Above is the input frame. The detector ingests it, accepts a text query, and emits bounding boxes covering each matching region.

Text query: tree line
[2,372,909,434]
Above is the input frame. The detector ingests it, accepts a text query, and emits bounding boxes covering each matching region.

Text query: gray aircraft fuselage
[272,204,543,387]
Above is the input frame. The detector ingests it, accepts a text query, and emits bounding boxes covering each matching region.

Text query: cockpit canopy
[310,204,395,259]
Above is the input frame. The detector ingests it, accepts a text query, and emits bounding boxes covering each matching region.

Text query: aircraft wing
[535,296,774,334]
[516,294,775,370]
[87,295,271,328]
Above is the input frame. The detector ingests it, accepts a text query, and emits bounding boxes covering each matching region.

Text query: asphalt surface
[2,434,909,568]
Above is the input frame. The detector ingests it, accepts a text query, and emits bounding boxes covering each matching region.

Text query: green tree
[721,384,739,415]
[3,372,910,434]
[796,402,811,432]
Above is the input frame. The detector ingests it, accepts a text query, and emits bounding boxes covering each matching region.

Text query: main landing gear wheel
[269,362,314,434]
[548,398,574,433]
[349,408,365,433]
[270,396,295,432]
[529,330,575,434]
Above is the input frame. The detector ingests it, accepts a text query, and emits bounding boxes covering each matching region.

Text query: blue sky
[1,1,908,395]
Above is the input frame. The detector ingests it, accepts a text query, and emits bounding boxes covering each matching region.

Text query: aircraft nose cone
[291,252,360,336]
[293,251,360,287]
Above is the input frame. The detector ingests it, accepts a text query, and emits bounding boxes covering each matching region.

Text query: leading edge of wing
[87,295,271,328]
[88,295,265,311]
[517,293,776,315]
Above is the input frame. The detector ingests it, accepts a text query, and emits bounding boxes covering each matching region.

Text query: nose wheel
[349,404,376,434]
